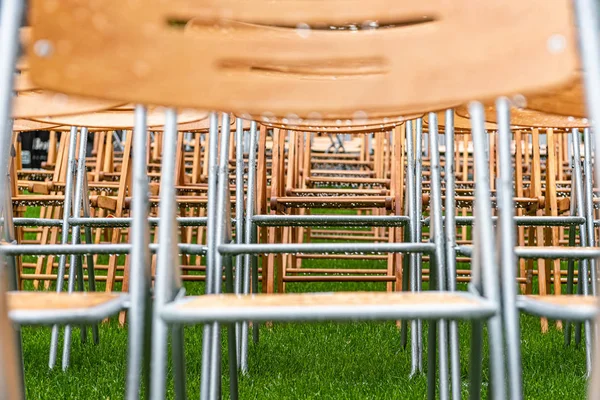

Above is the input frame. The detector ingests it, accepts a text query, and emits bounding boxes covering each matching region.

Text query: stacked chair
[2,0,600,399]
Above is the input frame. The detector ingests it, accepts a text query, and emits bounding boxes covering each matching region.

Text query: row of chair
[2,0,600,399]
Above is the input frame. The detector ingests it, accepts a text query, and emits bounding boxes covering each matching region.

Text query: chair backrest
[455,105,589,128]
[28,0,577,119]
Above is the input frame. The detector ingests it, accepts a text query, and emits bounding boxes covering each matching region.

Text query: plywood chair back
[29,0,577,119]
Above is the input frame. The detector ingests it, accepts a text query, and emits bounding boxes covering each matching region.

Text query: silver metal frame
[468,102,506,400]
[444,109,461,399]
[145,108,509,399]
[125,105,153,400]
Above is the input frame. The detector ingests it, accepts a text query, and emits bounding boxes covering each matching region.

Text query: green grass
[18,205,588,398]
[21,261,588,399]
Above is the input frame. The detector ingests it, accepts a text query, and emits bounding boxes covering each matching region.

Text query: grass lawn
[21,262,587,399]
[17,206,587,398]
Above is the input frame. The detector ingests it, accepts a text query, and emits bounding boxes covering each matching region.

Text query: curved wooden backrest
[262,123,401,134]
[13,91,124,119]
[31,108,208,129]
[12,73,125,118]
[261,114,409,133]
[28,0,577,118]
[12,119,58,132]
[455,105,589,128]
[527,76,584,117]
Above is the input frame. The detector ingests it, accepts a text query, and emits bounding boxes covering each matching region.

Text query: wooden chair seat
[32,107,208,129]
[455,105,589,128]
[266,122,403,134]
[162,291,497,322]
[527,77,585,117]
[12,194,107,207]
[13,119,58,132]
[523,294,597,307]
[13,91,124,119]
[111,108,250,131]
[7,291,126,325]
[259,113,409,127]
[285,188,387,196]
[91,195,236,211]
[8,291,122,311]
[306,176,389,188]
[275,196,393,209]
[517,294,598,322]
[310,169,376,177]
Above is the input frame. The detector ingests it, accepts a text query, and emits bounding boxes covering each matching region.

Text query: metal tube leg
[576,267,584,346]
[234,119,245,367]
[150,319,169,400]
[209,113,234,399]
[225,256,239,400]
[496,98,523,400]
[469,102,506,400]
[582,2,600,373]
[575,0,600,298]
[583,128,595,295]
[241,122,259,373]
[150,109,181,400]
[444,110,461,400]
[172,324,187,400]
[209,321,222,399]
[200,325,213,400]
[564,182,578,346]
[126,106,152,400]
[75,177,87,345]
[251,244,259,344]
[206,112,220,293]
[415,118,424,372]
[49,126,78,369]
[429,113,449,400]
[405,120,416,366]
[581,128,594,373]
[469,321,483,400]
[586,320,593,377]
[568,128,588,348]
[200,113,220,400]
[81,176,99,344]
[427,319,437,400]
[63,126,90,371]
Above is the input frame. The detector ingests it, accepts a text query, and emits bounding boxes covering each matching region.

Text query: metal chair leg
[49,126,78,369]
[150,109,181,400]
[62,126,89,370]
[429,113,450,400]
[126,105,152,400]
[444,109,462,400]
[469,102,507,400]
[496,97,523,400]
[200,112,220,400]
